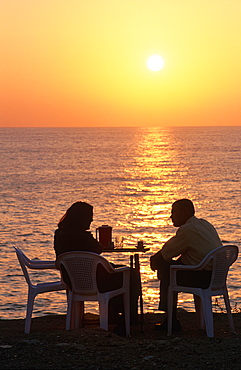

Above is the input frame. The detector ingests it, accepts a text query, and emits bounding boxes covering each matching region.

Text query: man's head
[170,199,195,227]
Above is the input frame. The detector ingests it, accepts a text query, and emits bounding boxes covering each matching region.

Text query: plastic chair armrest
[24,260,56,269]
[170,249,214,273]
[170,264,199,271]
[113,266,130,273]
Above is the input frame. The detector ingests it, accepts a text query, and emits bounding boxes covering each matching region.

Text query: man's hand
[150,255,157,271]
[150,251,164,271]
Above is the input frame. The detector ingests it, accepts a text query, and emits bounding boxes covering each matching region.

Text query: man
[150,199,222,331]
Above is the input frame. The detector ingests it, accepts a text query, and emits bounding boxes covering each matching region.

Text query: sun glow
[147,55,165,71]
[1,1,241,127]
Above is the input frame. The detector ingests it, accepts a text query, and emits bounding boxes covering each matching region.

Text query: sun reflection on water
[112,127,186,313]
[115,127,182,246]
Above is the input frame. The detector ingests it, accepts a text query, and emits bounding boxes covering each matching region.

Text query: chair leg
[99,301,109,331]
[167,288,173,336]
[223,289,235,333]
[194,295,204,329]
[79,301,85,328]
[123,292,130,337]
[66,294,73,330]
[202,296,214,337]
[72,301,84,329]
[25,289,35,334]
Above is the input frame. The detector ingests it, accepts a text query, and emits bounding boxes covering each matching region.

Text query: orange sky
[1,0,241,127]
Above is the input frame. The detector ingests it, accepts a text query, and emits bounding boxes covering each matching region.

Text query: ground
[0,311,240,369]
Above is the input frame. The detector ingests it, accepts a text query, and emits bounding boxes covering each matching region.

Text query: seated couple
[54,199,222,333]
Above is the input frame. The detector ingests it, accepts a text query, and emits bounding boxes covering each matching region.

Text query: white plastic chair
[167,245,239,337]
[56,251,131,336]
[13,246,66,333]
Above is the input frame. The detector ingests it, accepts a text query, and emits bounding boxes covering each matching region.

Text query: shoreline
[1,311,241,369]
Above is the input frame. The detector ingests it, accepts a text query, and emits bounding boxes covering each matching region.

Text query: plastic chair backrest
[56,251,114,296]
[168,245,239,337]
[14,246,33,287]
[210,245,238,291]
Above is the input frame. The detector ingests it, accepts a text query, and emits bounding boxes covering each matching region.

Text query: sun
[147,55,164,71]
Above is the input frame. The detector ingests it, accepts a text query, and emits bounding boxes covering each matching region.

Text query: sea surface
[0,126,240,320]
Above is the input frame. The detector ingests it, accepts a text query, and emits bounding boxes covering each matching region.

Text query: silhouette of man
[150,199,222,331]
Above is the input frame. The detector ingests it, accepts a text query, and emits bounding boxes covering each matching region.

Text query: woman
[54,201,102,257]
[54,201,124,326]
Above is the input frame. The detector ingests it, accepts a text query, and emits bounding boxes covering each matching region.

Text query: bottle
[137,241,144,249]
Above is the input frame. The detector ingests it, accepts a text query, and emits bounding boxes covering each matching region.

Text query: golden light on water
[113,126,224,313]
[116,127,181,254]
[114,127,181,311]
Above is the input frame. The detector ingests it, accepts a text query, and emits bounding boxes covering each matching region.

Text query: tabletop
[103,247,150,253]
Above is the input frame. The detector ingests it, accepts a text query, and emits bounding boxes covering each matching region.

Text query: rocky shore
[1,311,240,369]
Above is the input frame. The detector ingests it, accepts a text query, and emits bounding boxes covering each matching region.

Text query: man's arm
[150,228,187,271]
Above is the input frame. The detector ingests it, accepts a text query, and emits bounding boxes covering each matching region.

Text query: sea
[0,126,240,320]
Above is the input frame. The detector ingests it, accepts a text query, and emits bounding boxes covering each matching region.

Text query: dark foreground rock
[0,311,240,369]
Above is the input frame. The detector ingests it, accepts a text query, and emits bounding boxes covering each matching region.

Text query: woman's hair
[58,201,93,230]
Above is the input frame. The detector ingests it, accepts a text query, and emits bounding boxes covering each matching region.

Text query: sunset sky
[1,0,241,127]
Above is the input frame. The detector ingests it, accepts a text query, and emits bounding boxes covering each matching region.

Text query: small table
[103,247,149,331]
